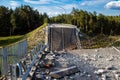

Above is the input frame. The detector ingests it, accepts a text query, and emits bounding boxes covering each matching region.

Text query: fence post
[0,48,3,76]
[10,64,17,80]
[2,47,8,75]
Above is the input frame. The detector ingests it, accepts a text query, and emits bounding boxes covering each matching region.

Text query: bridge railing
[22,44,47,80]
[0,39,28,75]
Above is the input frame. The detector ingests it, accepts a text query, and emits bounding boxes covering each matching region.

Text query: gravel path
[55,47,120,80]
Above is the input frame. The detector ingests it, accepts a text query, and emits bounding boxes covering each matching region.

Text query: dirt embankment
[26,24,46,50]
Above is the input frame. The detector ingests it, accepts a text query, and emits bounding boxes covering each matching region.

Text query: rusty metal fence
[0,39,27,75]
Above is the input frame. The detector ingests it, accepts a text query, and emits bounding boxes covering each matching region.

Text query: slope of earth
[26,23,47,50]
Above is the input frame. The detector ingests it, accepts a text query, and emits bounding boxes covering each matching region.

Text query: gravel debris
[55,47,120,80]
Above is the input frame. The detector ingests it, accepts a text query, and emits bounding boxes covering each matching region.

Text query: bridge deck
[19,47,120,80]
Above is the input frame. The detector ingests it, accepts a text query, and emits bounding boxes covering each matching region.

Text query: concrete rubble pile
[27,47,120,80]
[34,51,79,80]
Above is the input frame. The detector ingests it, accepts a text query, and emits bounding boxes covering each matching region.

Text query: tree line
[0,5,48,36]
[50,8,120,36]
[0,6,120,36]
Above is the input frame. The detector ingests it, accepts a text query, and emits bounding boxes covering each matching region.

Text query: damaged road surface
[34,51,80,80]
[32,47,120,80]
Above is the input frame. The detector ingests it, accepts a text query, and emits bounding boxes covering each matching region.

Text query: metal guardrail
[112,46,120,53]
[22,44,47,80]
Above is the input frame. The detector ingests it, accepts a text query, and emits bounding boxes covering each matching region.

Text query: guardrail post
[2,47,8,75]
[21,60,27,72]
[10,64,17,80]
[30,50,34,61]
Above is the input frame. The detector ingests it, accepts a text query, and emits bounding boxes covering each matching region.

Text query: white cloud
[23,0,78,17]
[105,1,120,10]
[34,6,62,17]
[24,0,71,5]
[80,0,111,6]
[24,0,51,4]
[33,4,78,17]
[10,1,20,9]
[63,4,77,9]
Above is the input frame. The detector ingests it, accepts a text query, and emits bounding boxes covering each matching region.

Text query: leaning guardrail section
[22,44,47,80]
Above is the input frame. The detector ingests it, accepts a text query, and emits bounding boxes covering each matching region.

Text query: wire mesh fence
[47,24,80,51]
[0,39,27,75]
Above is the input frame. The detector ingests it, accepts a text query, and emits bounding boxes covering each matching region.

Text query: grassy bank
[0,23,47,47]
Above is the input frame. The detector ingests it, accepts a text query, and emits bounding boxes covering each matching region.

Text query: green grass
[0,36,24,47]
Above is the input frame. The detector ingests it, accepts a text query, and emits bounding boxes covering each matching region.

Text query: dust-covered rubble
[55,47,120,80]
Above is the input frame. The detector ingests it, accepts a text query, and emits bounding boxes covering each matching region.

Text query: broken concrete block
[49,66,79,79]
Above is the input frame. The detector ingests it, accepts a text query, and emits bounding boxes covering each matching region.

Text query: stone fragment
[106,65,117,70]
[106,57,114,61]
[115,74,120,80]
[75,72,79,76]
[45,76,51,80]
[90,58,97,61]
[83,71,87,74]
[69,76,73,79]
[84,57,88,61]
[95,49,99,52]
[87,74,91,77]
[101,74,106,80]
[80,73,85,77]
[64,76,68,80]
[113,71,120,74]
[98,55,103,58]
[94,69,106,75]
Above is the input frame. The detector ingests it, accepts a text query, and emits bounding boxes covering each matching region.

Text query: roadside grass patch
[0,36,23,46]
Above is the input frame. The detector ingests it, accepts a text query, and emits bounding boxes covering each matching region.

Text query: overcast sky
[0,0,120,17]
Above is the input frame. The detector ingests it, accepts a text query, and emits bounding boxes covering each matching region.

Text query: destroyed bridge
[0,24,120,80]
